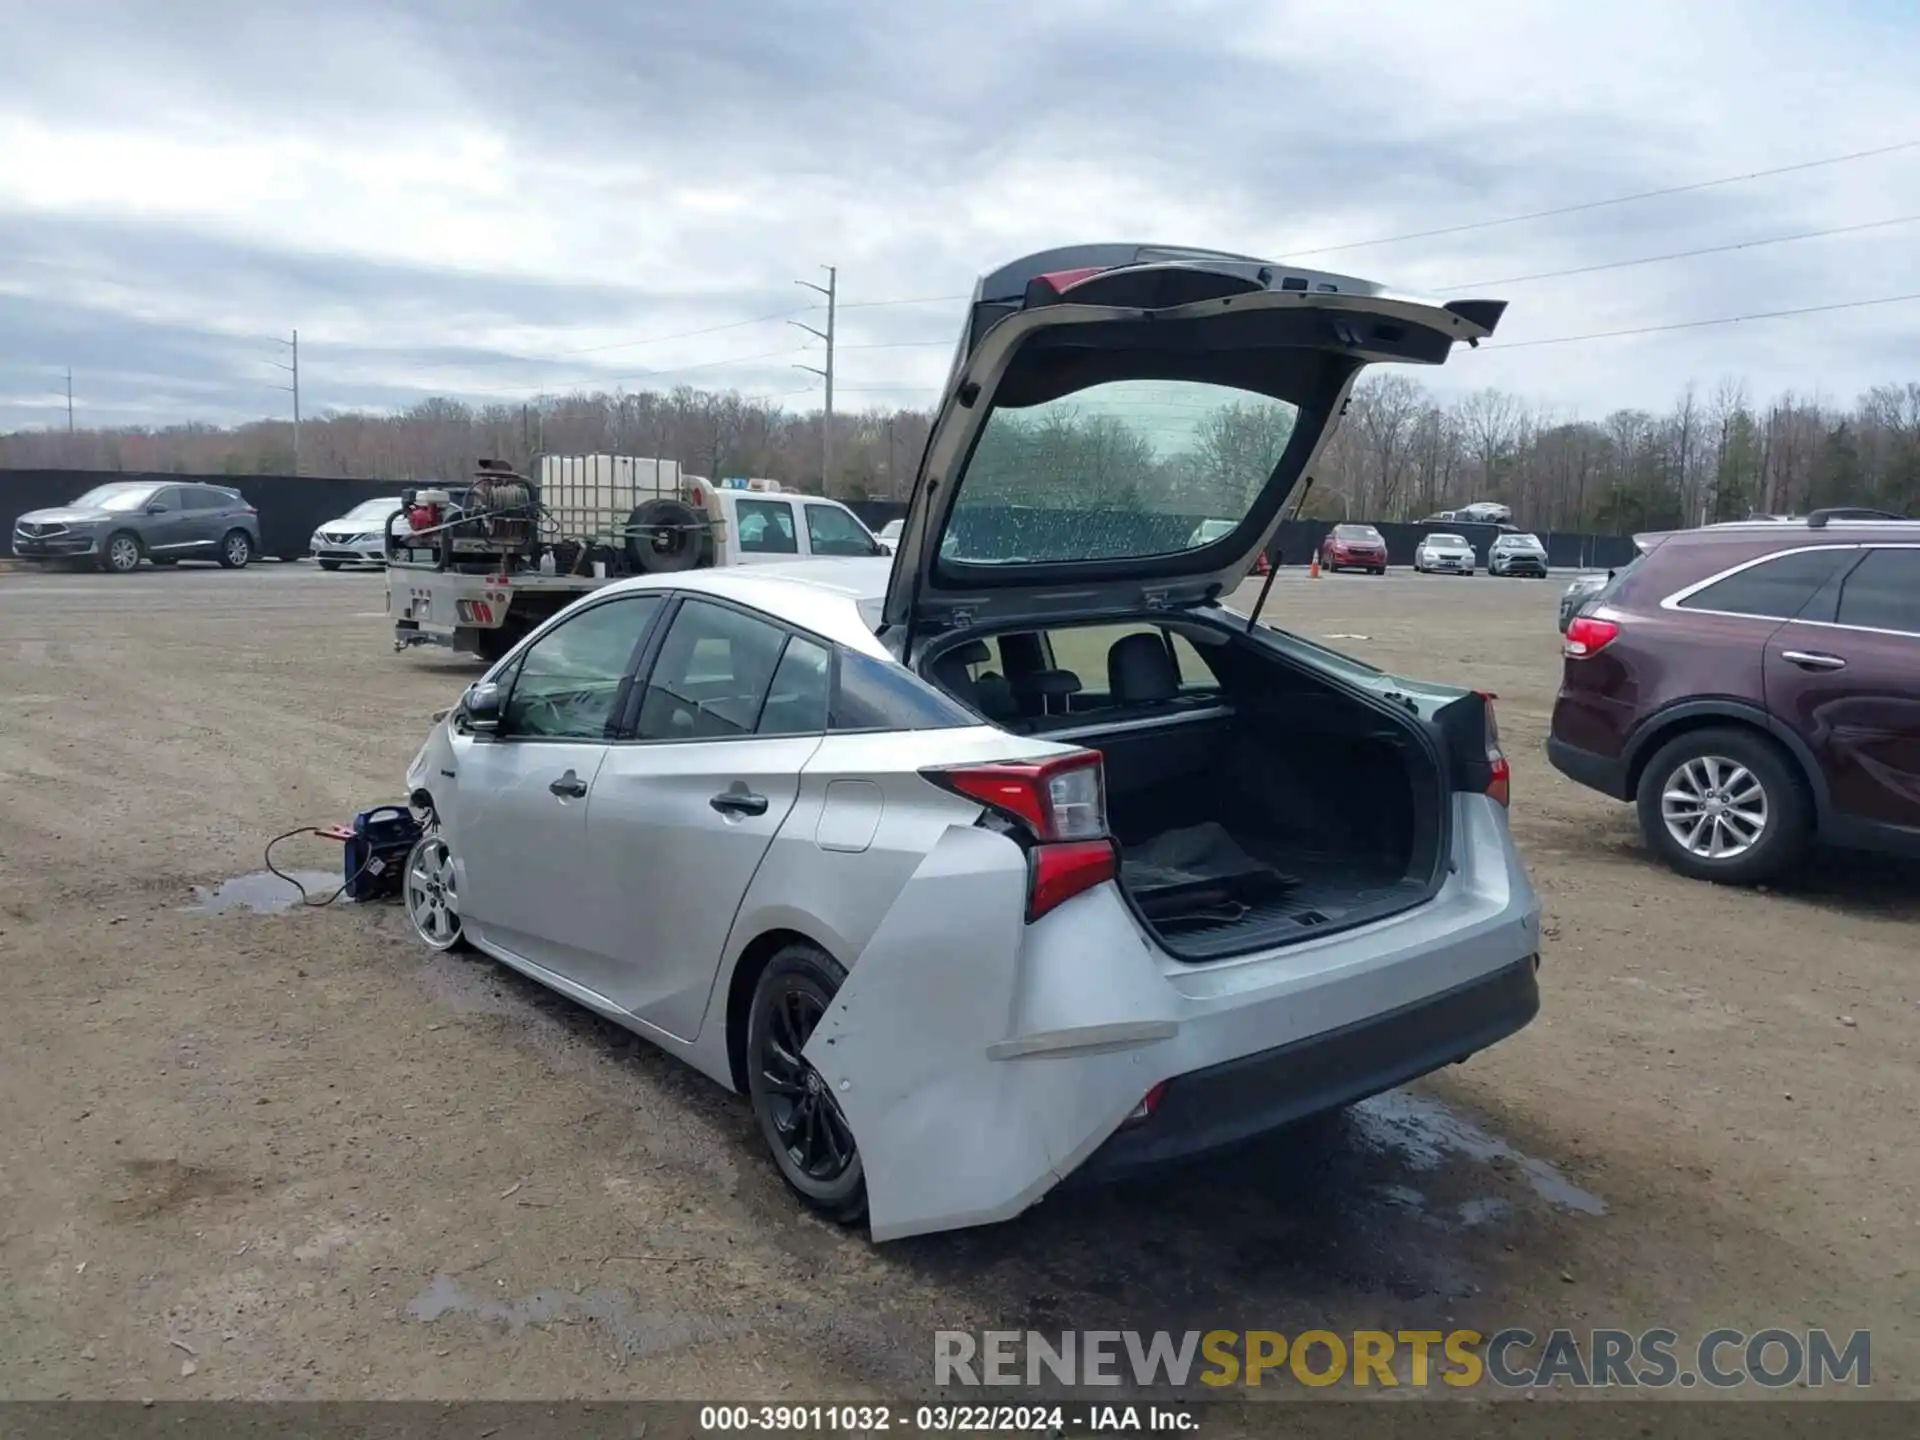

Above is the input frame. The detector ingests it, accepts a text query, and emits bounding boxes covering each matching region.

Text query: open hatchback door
[879,243,1505,637]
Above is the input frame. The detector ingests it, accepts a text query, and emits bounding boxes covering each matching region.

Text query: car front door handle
[1781,649,1847,672]
[548,770,590,799]
[710,789,769,817]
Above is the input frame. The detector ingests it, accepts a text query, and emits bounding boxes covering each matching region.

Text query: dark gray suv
[11,481,260,573]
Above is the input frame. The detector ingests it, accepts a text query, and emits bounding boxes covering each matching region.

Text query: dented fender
[804,825,1179,1241]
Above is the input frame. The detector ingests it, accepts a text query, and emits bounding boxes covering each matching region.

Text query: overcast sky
[2,0,1917,431]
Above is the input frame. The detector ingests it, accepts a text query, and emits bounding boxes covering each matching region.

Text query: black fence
[4,470,1641,573]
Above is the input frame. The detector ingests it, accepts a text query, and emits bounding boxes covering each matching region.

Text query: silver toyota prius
[403,243,1543,1242]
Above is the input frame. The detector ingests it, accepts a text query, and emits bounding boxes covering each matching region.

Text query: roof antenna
[1246,475,1314,632]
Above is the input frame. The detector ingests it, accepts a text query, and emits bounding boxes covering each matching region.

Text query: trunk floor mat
[1121,823,1426,961]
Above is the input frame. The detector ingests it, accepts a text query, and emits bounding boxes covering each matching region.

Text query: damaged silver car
[403,243,1543,1241]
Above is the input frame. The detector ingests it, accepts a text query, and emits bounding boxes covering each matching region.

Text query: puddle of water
[405,1274,727,1360]
[182,870,342,916]
[1348,1091,1607,1216]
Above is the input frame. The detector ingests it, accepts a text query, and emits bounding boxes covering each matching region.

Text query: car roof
[1639,518,1920,550]
[594,558,894,656]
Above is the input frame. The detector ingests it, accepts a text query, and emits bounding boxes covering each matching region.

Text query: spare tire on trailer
[624,498,712,574]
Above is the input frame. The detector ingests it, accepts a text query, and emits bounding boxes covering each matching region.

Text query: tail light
[1563,615,1619,658]
[922,751,1117,921]
[1477,692,1510,808]
[1123,1081,1169,1128]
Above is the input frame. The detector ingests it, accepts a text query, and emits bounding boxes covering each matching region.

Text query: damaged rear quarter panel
[804,826,1176,1242]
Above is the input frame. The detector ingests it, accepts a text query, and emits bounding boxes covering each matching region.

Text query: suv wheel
[1635,728,1810,885]
[746,942,867,1226]
[101,531,143,574]
[218,529,254,568]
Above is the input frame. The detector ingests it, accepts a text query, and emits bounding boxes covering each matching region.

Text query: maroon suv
[1547,512,1920,884]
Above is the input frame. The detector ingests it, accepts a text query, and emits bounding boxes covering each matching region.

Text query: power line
[837,293,968,310]
[1479,291,1920,350]
[1281,137,1920,259]
[541,306,819,359]
[1440,212,1920,291]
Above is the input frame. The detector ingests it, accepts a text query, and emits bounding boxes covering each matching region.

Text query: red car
[1547,511,1920,884]
[1320,523,1389,574]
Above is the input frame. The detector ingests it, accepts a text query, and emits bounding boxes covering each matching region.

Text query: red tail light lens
[1477,692,1510,808]
[1035,266,1108,294]
[924,751,1115,919]
[1124,1080,1169,1127]
[931,751,1107,842]
[1029,840,1119,921]
[1564,615,1620,658]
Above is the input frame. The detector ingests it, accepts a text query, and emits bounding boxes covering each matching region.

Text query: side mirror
[146,503,169,514]
[461,681,503,734]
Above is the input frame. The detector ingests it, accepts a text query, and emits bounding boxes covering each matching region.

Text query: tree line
[5,373,1917,532]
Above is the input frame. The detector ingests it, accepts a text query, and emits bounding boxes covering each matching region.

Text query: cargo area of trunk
[1092,699,1443,960]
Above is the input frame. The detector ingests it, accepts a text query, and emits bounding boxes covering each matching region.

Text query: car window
[635,599,792,741]
[756,635,832,736]
[832,649,975,731]
[148,487,185,512]
[735,499,798,555]
[804,503,878,557]
[1677,548,1853,621]
[183,486,226,510]
[500,594,664,740]
[1427,534,1466,546]
[1834,548,1920,635]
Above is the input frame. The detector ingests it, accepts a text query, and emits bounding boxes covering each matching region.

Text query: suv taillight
[922,751,1116,920]
[1564,615,1619,658]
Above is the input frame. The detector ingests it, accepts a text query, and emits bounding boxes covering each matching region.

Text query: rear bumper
[1071,955,1539,1184]
[1546,733,1630,800]
[809,796,1543,1241]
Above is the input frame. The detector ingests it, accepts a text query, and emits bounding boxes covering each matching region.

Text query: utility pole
[65,368,74,434]
[791,265,836,491]
[269,330,301,475]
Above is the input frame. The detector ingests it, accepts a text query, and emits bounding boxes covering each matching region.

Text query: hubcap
[227,535,248,562]
[110,538,138,570]
[759,986,856,1182]
[1661,755,1769,860]
[405,836,462,950]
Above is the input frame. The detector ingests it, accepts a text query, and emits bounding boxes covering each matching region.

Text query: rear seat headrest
[1107,632,1179,704]
[948,639,992,666]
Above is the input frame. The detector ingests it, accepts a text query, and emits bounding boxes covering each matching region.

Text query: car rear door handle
[1781,649,1847,672]
[710,789,769,817]
[548,770,590,798]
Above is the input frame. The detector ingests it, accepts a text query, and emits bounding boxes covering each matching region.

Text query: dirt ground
[0,561,1914,1403]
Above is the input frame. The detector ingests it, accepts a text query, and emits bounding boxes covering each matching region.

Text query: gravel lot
[1,561,1915,1401]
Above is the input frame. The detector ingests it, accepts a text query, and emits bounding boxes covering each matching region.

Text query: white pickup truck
[386,455,887,661]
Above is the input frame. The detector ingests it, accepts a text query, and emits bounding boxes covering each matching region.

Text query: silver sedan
[401,243,1543,1241]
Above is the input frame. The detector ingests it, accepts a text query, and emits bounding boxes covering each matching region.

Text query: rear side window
[831,650,975,731]
[1675,548,1851,620]
[1835,548,1920,635]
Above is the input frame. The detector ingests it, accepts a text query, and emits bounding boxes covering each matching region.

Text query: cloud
[2,0,1918,429]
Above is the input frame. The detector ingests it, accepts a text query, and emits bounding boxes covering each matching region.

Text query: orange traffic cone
[1308,554,1321,579]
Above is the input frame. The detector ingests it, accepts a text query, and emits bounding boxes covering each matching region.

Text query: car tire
[218,529,253,569]
[1634,727,1811,886]
[317,559,344,572]
[1372,566,1386,575]
[403,832,470,952]
[746,942,868,1227]
[101,531,143,574]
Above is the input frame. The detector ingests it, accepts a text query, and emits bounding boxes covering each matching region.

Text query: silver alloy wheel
[225,532,250,564]
[1660,754,1769,860]
[108,535,140,572]
[405,834,463,950]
